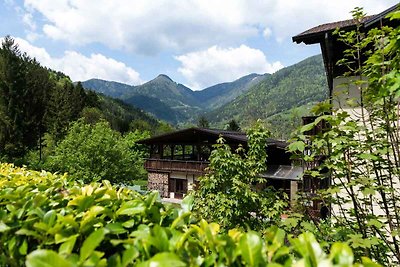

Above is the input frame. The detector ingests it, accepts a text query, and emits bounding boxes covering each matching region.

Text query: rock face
[148,172,169,198]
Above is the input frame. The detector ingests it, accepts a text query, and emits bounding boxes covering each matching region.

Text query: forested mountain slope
[81,55,328,136]
[80,79,135,98]
[193,73,268,109]
[205,55,328,133]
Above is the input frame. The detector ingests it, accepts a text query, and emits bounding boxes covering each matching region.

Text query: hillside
[205,55,328,136]
[81,79,135,98]
[122,74,203,122]
[97,94,161,133]
[193,73,268,109]
[123,94,186,124]
[81,55,328,137]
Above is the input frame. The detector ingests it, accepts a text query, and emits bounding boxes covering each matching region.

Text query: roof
[292,16,373,44]
[292,3,399,44]
[261,165,303,181]
[138,127,287,148]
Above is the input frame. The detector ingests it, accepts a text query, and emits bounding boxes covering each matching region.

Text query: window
[169,178,188,199]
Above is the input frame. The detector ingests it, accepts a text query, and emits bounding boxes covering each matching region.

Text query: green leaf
[0,221,10,232]
[361,257,381,267]
[106,223,127,234]
[26,250,73,267]
[181,195,194,213]
[19,239,28,255]
[288,141,305,152]
[80,228,108,262]
[116,200,146,216]
[59,235,78,255]
[137,252,186,267]
[122,246,139,267]
[329,243,353,265]
[239,231,264,266]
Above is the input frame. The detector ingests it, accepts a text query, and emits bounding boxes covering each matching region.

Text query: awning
[261,165,303,181]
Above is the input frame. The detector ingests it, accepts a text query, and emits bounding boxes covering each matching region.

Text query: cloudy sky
[0,0,397,90]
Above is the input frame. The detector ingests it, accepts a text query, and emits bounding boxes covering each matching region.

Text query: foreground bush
[0,163,379,266]
[45,120,149,183]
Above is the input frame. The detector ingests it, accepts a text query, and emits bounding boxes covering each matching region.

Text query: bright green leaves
[239,231,264,266]
[80,228,109,262]
[116,200,146,216]
[0,163,380,266]
[193,122,287,231]
[26,250,73,267]
[289,141,305,152]
[45,120,149,184]
[137,253,186,267]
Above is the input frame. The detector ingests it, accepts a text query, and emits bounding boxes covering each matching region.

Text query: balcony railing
[144,159,209,174]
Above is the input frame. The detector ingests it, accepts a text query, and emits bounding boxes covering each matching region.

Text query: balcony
[144,159,209,174]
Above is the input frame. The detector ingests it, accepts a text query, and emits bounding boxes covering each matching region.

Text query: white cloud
[21,0,398,54]
[263,27,272,39]
[10,37,143,85]
[175,45,283,90]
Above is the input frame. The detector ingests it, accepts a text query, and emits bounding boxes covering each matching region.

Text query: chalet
[138,127,302,203]
[292,4,399,111]
[292,4,400,218]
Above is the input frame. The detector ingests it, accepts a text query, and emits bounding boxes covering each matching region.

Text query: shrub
[0,163,379,266]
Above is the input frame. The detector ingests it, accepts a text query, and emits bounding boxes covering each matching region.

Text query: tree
[226,119,241,131]
[193,122,287,231]
[289,8,400,265]
[197,116,209,128]
[46,120,149,183]
[0,36,49,159]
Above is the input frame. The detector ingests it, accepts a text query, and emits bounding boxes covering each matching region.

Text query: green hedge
[0,163,379,266]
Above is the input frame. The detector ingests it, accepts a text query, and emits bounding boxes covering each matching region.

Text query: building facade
[139,127,303,203]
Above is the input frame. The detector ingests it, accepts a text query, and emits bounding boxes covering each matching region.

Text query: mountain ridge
[81,54,328,137]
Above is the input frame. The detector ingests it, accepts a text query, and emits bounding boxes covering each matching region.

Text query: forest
[1,7,400,267]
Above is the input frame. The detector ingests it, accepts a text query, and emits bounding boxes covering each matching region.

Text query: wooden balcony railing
[144,159,209,174]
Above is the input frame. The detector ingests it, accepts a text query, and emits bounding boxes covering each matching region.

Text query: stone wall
[148,172,169,198]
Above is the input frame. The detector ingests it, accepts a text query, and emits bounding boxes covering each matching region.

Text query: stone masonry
[148,172,169,198]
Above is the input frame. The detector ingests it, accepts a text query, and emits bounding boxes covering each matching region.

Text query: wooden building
[138,127,302,202]
[292,4,399,218]
[292,4,398,104]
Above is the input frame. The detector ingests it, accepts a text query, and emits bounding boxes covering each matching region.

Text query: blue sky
[1,0,398,90]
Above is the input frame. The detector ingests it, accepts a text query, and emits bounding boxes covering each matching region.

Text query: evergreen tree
[226,119,241,131]
[197,116,210,128]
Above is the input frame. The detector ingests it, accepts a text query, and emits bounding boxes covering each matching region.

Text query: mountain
[81,73,269,124]
[193,73,269,109]
[97,94,161,133]
[80,54,327,137]
[123,94,187,124]
[120,74,203,123]
[205,55,328,136]
[81,79,135,98]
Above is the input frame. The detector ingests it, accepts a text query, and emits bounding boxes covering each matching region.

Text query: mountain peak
[155,74,173,82]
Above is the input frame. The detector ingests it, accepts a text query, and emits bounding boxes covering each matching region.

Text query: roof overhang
[261,165,303,181]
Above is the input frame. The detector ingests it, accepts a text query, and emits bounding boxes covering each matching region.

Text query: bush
[0,163,379,266]
[45,120,148,183]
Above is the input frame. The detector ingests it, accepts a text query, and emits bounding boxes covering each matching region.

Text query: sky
[0,0,398,90]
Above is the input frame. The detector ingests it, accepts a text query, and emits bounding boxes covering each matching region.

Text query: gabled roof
[138,127,287,148]
[292,3,399,44]
[292,16,373,44]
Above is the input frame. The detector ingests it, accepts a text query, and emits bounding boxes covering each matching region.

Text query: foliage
[0,36,49,158]
[289,8,400,265]
[0,163,379,267]
[226,119,241,131]
[45,120,149,183]
[0,36,162,163]
[83,58,325,131]
[197,116,210,128]
[193,122,287,231]
[96,95,161,134]
[207,55,328,136]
